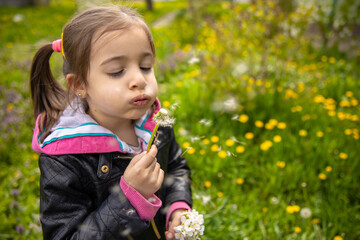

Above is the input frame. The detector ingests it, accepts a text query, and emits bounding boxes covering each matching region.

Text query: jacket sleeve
[163,128,193,209]
[39,154,148,240]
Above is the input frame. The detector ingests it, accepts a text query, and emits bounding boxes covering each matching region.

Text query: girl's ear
[66,73,87,98]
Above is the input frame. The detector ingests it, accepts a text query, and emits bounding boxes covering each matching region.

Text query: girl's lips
[130,94,151,106]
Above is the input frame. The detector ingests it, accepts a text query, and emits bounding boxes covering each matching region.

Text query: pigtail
[30,43,66,140]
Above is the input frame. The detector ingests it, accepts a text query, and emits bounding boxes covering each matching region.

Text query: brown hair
[30,5,155,142]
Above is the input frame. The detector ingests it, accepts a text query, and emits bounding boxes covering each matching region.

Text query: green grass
[1,0,360,239]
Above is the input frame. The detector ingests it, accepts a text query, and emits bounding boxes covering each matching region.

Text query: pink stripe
[142,98,161,132]
[120,176,162,221]
[166,201,191,230]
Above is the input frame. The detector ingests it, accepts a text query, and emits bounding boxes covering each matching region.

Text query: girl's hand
[123,145,164,199]
[165,209,186,240]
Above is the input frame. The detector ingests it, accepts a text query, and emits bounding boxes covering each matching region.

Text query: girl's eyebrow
[100,52,154,66]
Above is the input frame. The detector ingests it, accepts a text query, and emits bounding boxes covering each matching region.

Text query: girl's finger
[136,145,158,168]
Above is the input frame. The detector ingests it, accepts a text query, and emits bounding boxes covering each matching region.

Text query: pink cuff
[120,176,162,221]
[166,201,191,230]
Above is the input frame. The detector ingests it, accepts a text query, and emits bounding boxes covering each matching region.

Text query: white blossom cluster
[174,209,205,240]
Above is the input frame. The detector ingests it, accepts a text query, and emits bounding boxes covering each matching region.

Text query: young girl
[30,5,192,240]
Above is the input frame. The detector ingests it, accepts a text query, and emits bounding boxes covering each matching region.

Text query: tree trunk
[146,0,153,11]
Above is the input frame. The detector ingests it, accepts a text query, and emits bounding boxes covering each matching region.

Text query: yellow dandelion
[311,218,320,224]
[329,57,336,63]
[325,166,332,172]
[316,131,324,138]
[318,173,327,180]
[337,112,346,120]
[286,206,295,214]
[225,139,235,147]
[203,139,210,145]
[218,150,227,158]
[162,101,171,108]
[211,144,219,152]
[211,136,219,143]
[236,145,245,153]
[268,119,278,126]
[217,192,223,198]
[314,95,325,103]
[187,147,195,155]
[204,181,211,188]
[255,120,264,128]
[277,161,286,168]
[339,152,348,159]
[265,123,275,130]
[328,111,336,117]
[29,176,35,182]
[260,140,273,151]
[277,122,287,129]
[321,56,328,62]
[199,149,205,155]
[239,114,249,123]
[245,132,254,140]
[262,207,268,213]
[183,142,191,149]
[273,135,282,143]
[292,205,300,212]
[294,227,302,233]
[351,98,358,106]
[236,178,244,184]
[333,236,344,240]
[31,153,39,161]
[6,103,14,112]
[299,129,308,137]
[344,129,352,135]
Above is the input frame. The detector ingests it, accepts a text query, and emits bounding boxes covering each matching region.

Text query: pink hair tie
[52,39,62,53]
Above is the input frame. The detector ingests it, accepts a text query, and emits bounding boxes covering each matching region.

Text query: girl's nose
[129,68,146,90]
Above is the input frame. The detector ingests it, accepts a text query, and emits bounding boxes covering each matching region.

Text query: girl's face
[85,27,158,127]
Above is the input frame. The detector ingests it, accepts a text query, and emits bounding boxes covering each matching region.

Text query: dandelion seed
[190,136,200,142]
[223,97,239,112]
[271,197,279,205]
[199,119,212,126]
[300,208,312,219]
[174,209,205,240]
[153,108,175,127]
[188,56,200,65]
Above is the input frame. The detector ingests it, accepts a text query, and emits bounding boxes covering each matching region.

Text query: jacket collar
[32,98,161,155]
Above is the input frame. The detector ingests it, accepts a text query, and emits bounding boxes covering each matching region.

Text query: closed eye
[140,67,152,72]
[108,69,124,78]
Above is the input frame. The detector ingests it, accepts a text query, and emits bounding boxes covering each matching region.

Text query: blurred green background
[0,0,359,239]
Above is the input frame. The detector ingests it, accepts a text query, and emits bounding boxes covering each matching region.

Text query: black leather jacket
[39,126,192,240]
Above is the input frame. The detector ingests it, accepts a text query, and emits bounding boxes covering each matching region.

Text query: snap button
[101,165,109,173]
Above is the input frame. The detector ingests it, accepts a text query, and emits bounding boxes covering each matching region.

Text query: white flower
[188,57,200,65]
[174,209,205,240]
[153,108,175,127]
[300,207,312,219]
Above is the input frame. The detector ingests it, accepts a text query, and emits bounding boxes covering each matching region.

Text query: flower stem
[147,123,161,239]
[151,218,161,239]
[147,123,159,153]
